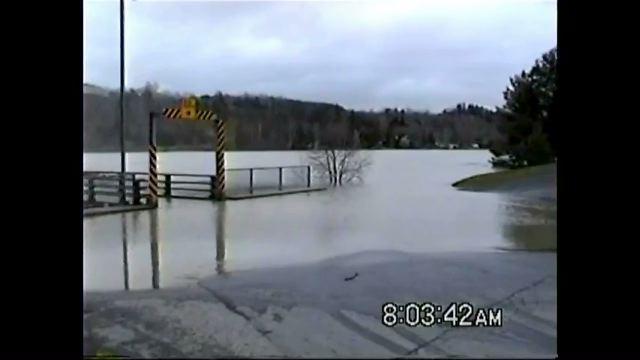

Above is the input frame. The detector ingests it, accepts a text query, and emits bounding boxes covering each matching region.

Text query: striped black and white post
[162,107,181,119]
[215,115,226,200]
[148,112,159,206]
[197,109,216,121]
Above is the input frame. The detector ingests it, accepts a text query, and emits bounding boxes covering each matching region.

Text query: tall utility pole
[119,0,126,204]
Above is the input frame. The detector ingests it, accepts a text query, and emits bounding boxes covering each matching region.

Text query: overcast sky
[84,0,556,112]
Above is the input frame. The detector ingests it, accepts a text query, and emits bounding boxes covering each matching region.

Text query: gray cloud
[84,0,556,112]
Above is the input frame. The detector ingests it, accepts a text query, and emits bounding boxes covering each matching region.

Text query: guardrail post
[132,179,141,205]
[165,175,172,197]
[88,178,96,203]
[278,167,283,190]
[249,168,254,194]
[307,166,311,188]
[210,176,216,199]
[129,173,136,201]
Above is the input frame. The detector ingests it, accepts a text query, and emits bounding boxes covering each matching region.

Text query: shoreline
[451,163,556,196]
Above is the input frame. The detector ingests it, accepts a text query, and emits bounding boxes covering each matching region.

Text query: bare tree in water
[308,149,371,186]
[306,107,372,186]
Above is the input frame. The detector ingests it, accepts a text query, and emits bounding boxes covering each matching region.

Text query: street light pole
[119,0,126,204]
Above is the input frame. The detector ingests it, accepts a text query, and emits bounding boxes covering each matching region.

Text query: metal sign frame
[148,97,226,203]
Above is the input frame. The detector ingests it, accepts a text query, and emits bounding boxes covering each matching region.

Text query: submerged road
[84,250,556,358]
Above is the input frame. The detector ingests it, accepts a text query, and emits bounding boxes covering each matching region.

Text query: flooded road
[83,150,556,291]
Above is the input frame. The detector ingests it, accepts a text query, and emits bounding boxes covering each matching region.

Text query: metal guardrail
[226,165,311,194]
[83,173,147,205]
[83,165,313,203]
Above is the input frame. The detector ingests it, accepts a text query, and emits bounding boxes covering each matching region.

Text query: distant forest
[83,83,504,152]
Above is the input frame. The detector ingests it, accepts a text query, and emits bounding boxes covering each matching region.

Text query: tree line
[83,84,504,152]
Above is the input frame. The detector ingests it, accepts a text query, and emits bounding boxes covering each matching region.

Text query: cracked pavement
[84,250,556,358]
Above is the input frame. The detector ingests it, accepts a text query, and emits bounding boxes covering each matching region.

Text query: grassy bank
[452,163,556,192]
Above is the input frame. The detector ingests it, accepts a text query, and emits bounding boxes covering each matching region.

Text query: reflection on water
[116,203,229,291]
[84,150,556,291]
[216,202,227,276]
[121,214,129,290]
[498,196,557,251]
[150,210,160,289]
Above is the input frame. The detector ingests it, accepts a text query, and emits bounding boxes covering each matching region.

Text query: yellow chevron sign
[162,97,217,121]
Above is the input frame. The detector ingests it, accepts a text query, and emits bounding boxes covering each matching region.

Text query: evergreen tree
[492,47,557,166]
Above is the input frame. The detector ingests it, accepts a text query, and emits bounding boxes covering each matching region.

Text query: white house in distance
[83,83,110,97]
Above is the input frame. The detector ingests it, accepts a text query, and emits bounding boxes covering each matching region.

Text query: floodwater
[83,150,556,291]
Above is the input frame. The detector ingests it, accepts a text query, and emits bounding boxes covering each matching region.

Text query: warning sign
[162,96,217,121]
